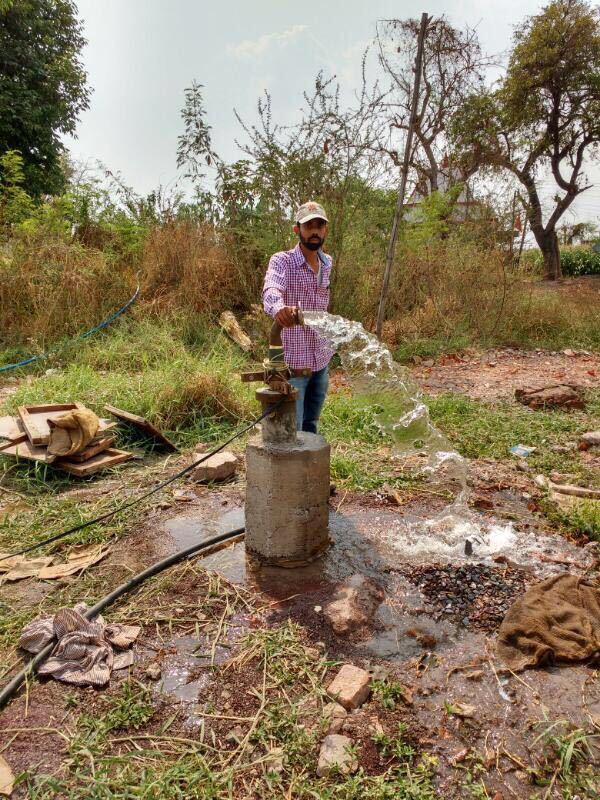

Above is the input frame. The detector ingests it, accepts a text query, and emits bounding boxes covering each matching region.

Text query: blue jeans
[289,366,329,434]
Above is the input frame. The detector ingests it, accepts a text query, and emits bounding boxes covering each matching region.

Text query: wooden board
[104,404,177,452]
[57,448,134,477]
[67,436,114,463]
[0,437,48,461]
[0,415,25,441]
[17,403,86,446]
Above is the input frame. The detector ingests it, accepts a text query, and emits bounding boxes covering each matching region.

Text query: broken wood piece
[103,405,177,452]
[0,433,28,452]
[0,438,49,462]
[219,310,253,352]
[0,415,25,441]
[57,448,134,477]
[67,436,114,463]
[17,402,86,445]
[550,482,600,500]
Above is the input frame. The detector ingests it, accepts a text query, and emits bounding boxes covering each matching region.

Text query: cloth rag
[47,408,99,457]
[19,603,140,686]
[497,574,600,671]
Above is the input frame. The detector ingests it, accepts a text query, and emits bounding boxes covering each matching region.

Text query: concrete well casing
[245,431,330,566]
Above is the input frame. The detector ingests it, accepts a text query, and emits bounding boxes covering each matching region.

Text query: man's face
[294,218,328,251]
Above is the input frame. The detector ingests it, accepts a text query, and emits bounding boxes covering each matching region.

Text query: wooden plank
[57,448,134,477]
[18,402,86,446]
[0,438,48,461]
[67,436,115,463]
[0,415,25,441]
[104,404,177,452]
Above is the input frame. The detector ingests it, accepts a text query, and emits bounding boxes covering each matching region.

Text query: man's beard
[299,233,324,251]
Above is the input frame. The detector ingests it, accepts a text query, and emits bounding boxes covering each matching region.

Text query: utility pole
[376,12,429,339]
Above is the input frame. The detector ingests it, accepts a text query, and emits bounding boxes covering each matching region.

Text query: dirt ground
[410,347,600,401]
[0,351,599,798]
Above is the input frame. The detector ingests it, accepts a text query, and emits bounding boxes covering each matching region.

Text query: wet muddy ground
[2,480,597,797]
[1,348,599,796]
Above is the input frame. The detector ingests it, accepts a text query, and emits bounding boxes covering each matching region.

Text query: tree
[451,0,600,279]
[0,0,89,197]
[375,17,491,199]
[176,81,219,183]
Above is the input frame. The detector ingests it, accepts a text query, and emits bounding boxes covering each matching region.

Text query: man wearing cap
[262,201,333,433]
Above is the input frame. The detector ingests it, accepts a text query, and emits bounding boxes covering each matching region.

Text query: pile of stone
[317,663,372,777]
[408,563,531,631]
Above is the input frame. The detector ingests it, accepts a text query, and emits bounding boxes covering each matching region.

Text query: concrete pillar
[245,430,331,566]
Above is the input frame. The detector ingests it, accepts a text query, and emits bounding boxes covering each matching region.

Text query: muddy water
[159,502,593,670]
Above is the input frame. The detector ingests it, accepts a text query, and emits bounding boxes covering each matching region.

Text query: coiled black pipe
[0,525,245,710]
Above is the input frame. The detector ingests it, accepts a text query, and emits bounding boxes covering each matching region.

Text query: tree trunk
[533,228,562,280]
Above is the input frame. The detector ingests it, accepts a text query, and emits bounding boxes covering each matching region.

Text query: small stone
[264,746,284,774]
[516,460,530,472]
[323,574,385,635]
[191,452,237,483]
[225,725,245,743]
[327,664,371,710]
[323,702,347,734]
[580,431,600,449]
[193,442,210,454]
[145,663,161,680]
[316,734,358,777]
[422,359,435,367]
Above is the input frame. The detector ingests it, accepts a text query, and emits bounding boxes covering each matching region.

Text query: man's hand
[274,306,298,328]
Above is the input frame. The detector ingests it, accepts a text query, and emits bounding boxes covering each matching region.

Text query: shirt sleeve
[262,252,287,317]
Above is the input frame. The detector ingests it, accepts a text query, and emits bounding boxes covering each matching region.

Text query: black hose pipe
[0,526,245,710]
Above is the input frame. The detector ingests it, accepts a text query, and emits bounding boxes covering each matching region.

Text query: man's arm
[263,253,297,327]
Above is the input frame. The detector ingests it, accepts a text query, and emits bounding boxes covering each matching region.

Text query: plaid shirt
[263,244,333,371]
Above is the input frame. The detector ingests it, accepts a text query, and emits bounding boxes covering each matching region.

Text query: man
[262,201,333,434]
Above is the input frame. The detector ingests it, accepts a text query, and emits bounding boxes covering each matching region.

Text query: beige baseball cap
[295,201,328,224]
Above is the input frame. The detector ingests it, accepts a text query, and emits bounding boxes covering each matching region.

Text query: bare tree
[375,17,492,199]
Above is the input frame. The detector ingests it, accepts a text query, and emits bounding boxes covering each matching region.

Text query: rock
[316,734,358,777]
[563,348,575,357]
[579,431,600,450]
[323,574,384,635]
[225,725,245,743]
[264,746,285,774]
[323,702,347,734]
[422,358,435,367]
[516,460,530,473]
[193,442,210,454]
[191,451,237,483]
[515,384,584,410]
[145,663,161,680]
[327,664,371,710]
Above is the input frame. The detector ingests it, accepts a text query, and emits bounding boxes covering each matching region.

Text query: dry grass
[0,237,132,347]
[1,222,598,355]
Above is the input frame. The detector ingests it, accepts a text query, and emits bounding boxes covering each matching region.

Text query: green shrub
[523,246,600,276]
[559,247,600,276]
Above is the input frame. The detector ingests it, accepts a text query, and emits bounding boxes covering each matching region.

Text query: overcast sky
[66,0,600,225]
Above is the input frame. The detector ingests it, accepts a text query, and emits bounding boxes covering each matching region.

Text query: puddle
[158,502,596,666]
[152,609,249,726]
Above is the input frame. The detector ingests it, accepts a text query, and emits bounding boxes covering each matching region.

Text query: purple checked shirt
[263,244,334,371]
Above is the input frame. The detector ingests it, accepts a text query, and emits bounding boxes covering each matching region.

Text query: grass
[428,391,600,487]
[20,620,439,799]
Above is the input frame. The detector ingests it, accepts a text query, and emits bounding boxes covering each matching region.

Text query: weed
[531,718,600,799]
[371,679,409,711]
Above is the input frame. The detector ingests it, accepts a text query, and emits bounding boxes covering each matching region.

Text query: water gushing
[303,311,519,561]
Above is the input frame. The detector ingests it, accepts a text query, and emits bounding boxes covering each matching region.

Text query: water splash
[304,311,520,561]
[304,311,466,490]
